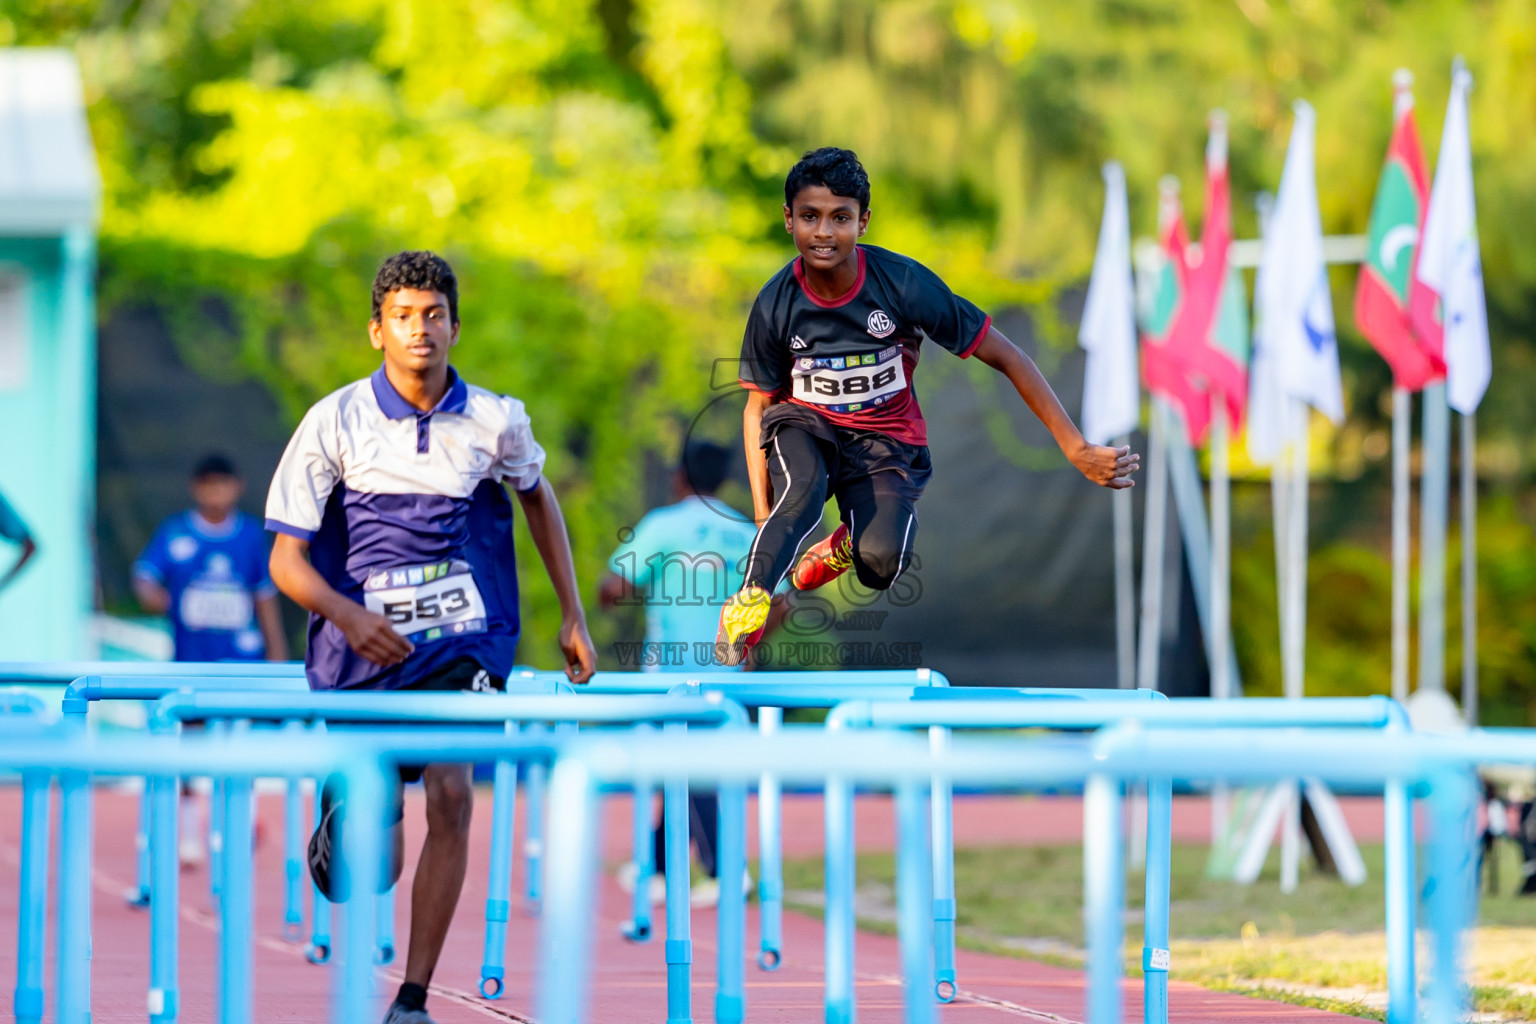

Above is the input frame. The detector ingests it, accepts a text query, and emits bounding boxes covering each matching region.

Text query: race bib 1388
[790,345,906,413]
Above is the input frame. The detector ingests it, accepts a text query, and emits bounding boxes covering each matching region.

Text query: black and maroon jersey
[737,245,991,446]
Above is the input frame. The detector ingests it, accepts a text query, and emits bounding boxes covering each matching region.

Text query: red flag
[1356,93,1442,390]
[1183,119,1247,429]
[1141,115,1247,444]
[1140,189,1213,444]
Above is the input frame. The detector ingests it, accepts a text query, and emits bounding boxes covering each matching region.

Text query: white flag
[1245,301,1304,465]
[1416,62,1490,415]
[1255,100,1345,427]
[1078,161,1140,445]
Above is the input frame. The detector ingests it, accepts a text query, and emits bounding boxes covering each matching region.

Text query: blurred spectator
[132,454,288,865]
[601,441,769,907]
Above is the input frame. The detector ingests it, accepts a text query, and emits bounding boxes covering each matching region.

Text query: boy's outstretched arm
[742,390,775,522]
[973,327,1139,489]
[270,533,414,666]
[516,477,597,684]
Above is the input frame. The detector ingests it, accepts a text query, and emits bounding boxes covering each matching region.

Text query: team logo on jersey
[866,310,896,339]
[790,334,809,351]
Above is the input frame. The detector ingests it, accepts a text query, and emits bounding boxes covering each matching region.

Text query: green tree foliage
[5,0,1535,710]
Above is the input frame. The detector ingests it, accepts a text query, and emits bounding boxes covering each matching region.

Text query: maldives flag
[1140,190,1213,445]
[1355,97,1441,390]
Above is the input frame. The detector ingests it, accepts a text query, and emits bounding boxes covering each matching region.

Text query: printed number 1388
[797,365,897,398]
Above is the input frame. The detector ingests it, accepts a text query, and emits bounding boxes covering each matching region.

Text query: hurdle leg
[128,786,152,907]
[623,722,656,943]
[307,777,333,965]
[283,776,305,941]
[1083,774,1124,1024]
[57,769,93,1024]
[221,772,255,1024]
[824,772,857,1024]
[209,753,225,902]
[1424,770,1477,1024]
[1384,778,1417,1024]
[149,770,180,1024]
[715,779,748,1024]
[336,767,384,1024]
[1142,775,1172,1024]
[523,723,549,910]
[536,759,602,1024]
[927,726,957,1002]
[894,779,935,1024]
[15,770,50,1024]
[376,885,397,964]
[756,707,783,970]
[480,726,520,998]
[664,722,693,1024]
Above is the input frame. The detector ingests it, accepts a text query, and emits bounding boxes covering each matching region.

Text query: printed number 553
[382,587,470,625]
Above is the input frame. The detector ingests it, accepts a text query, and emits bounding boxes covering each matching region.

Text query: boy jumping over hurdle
[267,251,595,1024]
[717,148,1138,663]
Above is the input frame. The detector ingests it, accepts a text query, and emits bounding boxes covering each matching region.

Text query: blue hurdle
[826,693,1414,1024]
[537,725,1485,1024]
[0,727,390,1024]
[1087,724,1492,1024]
[642,672,951,970]
[147,689,752,1012]
[663,678,1151,983]
[1,704,55,1024]
[58,670,308,911]
[508,667,954,968]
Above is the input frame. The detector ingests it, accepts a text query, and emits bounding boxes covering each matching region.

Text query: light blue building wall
[0,50,101,659]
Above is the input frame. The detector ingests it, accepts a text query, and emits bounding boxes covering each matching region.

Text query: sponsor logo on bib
[866,310,896,339]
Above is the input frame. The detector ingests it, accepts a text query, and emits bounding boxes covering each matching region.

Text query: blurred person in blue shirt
[0,489,37,592]
[133,454,289,663]
[133,454,289,865]
[601,441,767,906]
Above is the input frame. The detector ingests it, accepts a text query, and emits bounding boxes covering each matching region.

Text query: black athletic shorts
[759,402,932,507]
[396,656,506,783]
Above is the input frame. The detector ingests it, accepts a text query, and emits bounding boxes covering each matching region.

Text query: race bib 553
[363,560,488,643]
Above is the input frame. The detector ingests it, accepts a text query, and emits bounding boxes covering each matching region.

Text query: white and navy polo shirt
[266,365,546,691]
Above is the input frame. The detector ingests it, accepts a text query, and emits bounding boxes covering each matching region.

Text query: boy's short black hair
[191,453,238,480]
[681,441,732,495]
[371,251,459,324]
[784,147,871,213]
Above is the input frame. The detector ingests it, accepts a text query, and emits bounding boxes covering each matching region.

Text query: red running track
[0,787,1371,1023]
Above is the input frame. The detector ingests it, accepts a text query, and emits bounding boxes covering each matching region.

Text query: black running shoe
[308,775,350,903]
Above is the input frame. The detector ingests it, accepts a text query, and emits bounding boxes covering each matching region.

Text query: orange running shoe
[715,586,770,667]
[791,523,853,591]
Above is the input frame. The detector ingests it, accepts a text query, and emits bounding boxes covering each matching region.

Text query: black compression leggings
[743,427,919,593]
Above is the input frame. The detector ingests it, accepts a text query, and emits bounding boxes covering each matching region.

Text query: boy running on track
[717,148,1139,664]
[266,251,595,1024]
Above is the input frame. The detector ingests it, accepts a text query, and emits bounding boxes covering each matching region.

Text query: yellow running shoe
[715,586,770,667]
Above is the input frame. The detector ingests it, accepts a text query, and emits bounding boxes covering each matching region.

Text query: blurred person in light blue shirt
[600,441,761,904]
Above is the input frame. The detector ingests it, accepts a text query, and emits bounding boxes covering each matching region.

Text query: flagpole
[1210,391,1232,840]
[1419,382,1450,693]
[1388,72,1415,707]
[1137,403,1169,694]
[1391,385,1411,704]
[1461,411,1477,723]
[1132,401,1170,870]
[1114,434,1137,690]
[1281,404,1309,894]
